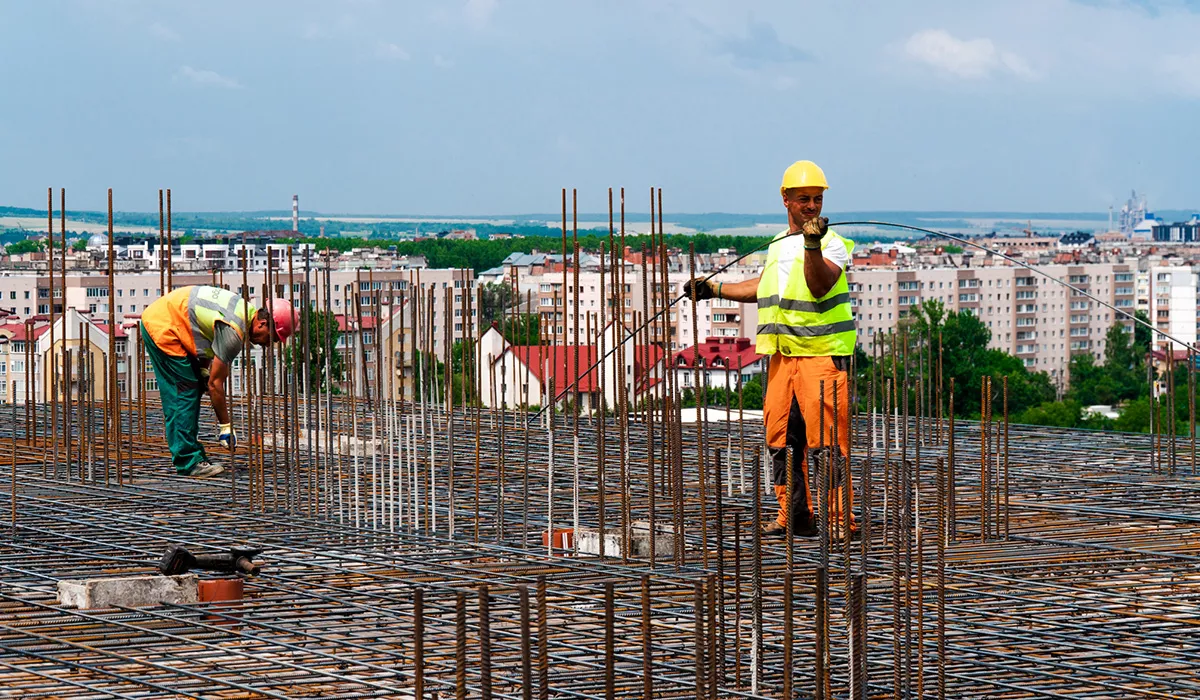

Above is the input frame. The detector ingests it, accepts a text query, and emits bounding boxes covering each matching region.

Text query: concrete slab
[57,574,199,609]
[576,520,677,558]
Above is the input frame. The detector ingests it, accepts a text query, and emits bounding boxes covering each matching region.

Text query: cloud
[149,22,179,42]
[375,42,410,61]
[433,54,455,69]
[463,0,498,30]
[173,66,244,90]
[904,29,1036,80]
[1160,52,1200,96]
[719,20,814,68]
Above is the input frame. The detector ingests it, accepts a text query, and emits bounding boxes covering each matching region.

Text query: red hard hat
[270,299,298,344]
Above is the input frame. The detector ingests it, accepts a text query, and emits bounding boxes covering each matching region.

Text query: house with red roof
[476,321,665,411]
[0,307,121,404]
[670,337,767,392]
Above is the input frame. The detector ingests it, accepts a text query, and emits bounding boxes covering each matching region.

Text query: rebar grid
[6,186,1199,698]
[3,403,1200,699]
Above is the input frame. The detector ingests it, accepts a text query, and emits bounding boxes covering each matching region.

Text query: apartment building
[516,269,758,353]
[0,260,474,403]
[848,262,1141,389]
[1141,266,1199,350]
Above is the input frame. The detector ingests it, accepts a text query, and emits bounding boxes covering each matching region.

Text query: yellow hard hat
[780,160,828,193]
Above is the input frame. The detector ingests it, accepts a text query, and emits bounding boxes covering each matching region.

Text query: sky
[1,0,1198,216]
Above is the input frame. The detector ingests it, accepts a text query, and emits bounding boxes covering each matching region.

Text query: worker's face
[249,315,274,346]
[782,187,824,224]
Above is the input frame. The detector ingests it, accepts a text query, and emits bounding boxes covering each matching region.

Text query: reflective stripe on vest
[187,286,256,359]
[755,229,856,357]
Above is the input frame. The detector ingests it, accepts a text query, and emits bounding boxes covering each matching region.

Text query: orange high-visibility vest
[142,286,256,359]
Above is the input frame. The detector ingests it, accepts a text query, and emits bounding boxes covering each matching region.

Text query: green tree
[901,300,1054,417]
[499,313,540,346]
[1114,396,1152,433]
[1067,353,1126,406]
[1016,399,1082,428]
[284,309,344,392]
[1104,321,1136,370]
[4,239,44,255]
[478,281,515,325]
[1132,310,1152,358]
[71,239,88,252]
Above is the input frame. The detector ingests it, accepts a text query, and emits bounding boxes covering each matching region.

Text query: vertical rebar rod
[107,188,120,486]
[520,585,532,700]
[693,582,706,700]
[166,189,173,292]
[47,187,55,481]
[641,575,652,699]
[688,242,708,568]
[936,457,947,700]
[537,577,549,700]
[604,581,615,700]
[455,590,466,700]
[478,583,492,700]
[1003,375,1010,539]
[414,587,425,699]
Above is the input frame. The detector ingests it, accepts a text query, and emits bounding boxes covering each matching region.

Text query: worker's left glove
[802,216,829,249]
[682,278,715,301]
[218,423,237,451]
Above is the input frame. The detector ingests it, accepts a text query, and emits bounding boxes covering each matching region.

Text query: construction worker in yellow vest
[140,286,297,478]
[684,161,857,539]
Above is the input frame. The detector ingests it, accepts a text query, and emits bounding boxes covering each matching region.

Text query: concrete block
[57,574,198,609]
[576,520,677,558]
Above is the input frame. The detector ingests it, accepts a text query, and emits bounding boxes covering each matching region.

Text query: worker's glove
[802,216,829,249]
[218,423,237,451]
[682,278,716,301]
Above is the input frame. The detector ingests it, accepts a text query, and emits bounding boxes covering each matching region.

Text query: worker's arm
[207,357,231,425]
[801,218,846,299]
[713,276,762,304]
[803,248,844,299]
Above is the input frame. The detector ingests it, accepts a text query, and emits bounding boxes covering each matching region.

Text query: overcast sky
[1,0,1197,215]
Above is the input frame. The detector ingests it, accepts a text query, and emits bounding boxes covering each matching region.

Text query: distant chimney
[292,195,299,233]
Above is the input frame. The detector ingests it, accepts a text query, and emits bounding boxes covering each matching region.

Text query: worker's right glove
[802,216,829,249]
[682,278,716,301]
[218,423,237,451]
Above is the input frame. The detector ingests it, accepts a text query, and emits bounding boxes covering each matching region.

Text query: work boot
[763,519,818,538]
[828,520,860,542]
[185,460,225,478]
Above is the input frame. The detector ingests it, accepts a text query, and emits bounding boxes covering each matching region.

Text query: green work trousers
[141,325,208,474]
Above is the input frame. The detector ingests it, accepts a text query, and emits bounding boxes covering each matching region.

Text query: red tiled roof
[91,322,128,339]
[503,343,664,394]
[510,345,601,392]
[0,323,51,342]
[334,314,380,332]
[1150,349,1194,362]
[672,337,763,370]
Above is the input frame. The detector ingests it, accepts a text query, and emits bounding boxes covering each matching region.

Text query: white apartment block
[516,269,759,352]
[1139,266,1198,351]
[847,262,1149,390]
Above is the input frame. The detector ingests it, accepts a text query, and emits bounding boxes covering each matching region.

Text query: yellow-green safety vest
[187,285,257,360]
[756,228,856,357]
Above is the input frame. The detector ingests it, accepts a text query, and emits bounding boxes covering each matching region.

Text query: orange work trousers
[764,354,854,530]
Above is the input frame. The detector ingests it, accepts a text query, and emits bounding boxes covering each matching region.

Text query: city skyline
[2,1,1198,215]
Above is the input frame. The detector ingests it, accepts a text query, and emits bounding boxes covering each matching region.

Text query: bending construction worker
[685,160,856,539]
[140,285,297,478]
